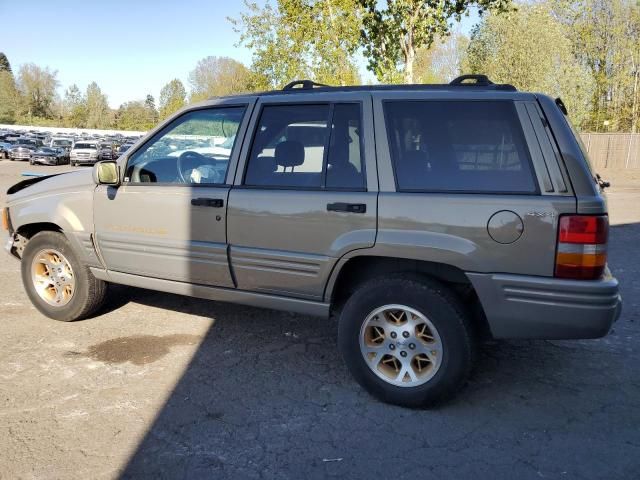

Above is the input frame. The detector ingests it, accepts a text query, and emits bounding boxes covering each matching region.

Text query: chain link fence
[579,133,640,170]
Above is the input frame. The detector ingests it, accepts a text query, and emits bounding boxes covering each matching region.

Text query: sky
[0,0,480,108]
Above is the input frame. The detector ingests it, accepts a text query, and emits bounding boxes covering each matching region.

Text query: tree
[188,56,253,101]
[552,0,640,132]
[0,71,17,123]
[145,94,159,125]
[230,0,362,89]
[15,63,59,120]
[64,84,87,127]
[115,101,156,131]
[159,79,187,120]
[413,33,468,84]
[0,52,12,74]
[464,3,594,127]
[85,82,110,129]
[359,0,512,83]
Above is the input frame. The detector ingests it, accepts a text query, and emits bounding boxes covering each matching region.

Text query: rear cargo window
[384,101,538,193]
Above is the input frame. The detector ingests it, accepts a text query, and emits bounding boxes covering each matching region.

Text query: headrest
[275,141,305,168]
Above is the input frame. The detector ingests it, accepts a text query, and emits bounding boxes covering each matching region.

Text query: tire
[21,231,107,321]
[338,275,475,408]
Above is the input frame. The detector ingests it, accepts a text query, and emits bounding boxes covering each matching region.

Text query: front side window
[244,103,365,189]
[125,106,246,184]
[384,101,537,193]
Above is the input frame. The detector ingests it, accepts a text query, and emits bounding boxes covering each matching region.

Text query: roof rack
[251,74,518,97]
[449,74,494,86]
[282,80,329,90]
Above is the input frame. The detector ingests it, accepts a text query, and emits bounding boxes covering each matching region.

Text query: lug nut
[389,344,396,350]
[400,351,407,357]
[402,331,410,338]
[390,332,397,339]
[409,343,416,350]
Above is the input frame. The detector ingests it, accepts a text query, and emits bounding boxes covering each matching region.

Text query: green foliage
[230,0,362,89]
[63,84,87,128]
[0,52,12,74]
[15,63,59,120]
[115,101,157,131]
[359,0,512,83]
[413,33,468,83]
[464,3,594,127]
[188,56,254,102]
[159,79,187,120]
[0,71,17,124]
[85,82,111,129]
[552,0,640,132]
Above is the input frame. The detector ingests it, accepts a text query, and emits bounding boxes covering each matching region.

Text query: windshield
[52,139,72,146]
[75,143,97,149]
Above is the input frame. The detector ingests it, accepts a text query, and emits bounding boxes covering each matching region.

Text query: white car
[70,142,100,166]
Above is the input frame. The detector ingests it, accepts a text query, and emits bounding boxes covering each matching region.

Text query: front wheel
[338,276,475,408]
[21,231,108,321]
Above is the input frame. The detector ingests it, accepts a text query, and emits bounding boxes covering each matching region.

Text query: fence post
[626,134,633,169]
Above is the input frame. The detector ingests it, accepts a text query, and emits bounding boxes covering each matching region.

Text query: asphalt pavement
[0,161,638,479]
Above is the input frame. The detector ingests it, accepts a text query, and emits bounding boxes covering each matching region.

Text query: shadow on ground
[115,223,639,479]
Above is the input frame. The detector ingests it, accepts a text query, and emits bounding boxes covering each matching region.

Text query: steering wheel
[177,150,207,183]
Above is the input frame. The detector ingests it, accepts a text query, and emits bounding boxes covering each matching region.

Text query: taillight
[555,215,608,280]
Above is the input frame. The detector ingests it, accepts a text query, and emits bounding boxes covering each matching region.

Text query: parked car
[30,147,68,166]
[98,142,115,160]
[49,137,74,154]
[69,142,100,166]
[114,143,133,159]
[0,141,13,159]
[1,75,622,408]
[8,144,36,161]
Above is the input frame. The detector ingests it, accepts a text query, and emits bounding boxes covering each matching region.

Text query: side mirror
[93,161,120,186]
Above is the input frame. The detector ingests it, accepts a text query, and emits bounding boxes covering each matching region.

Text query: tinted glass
[326,104,365,189]
[384,101,537,193]
[125,107,245,184]
[245,104,330,188]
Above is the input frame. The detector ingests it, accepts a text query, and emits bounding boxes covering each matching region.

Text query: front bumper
[468,272,622,339]
[32,156,58,165]
[10,153,31,160]
[72,157,98,165]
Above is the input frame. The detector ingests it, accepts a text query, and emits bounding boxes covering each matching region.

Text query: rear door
[227,92,378,300]
[373,91,576,276]
[93,99,254,287]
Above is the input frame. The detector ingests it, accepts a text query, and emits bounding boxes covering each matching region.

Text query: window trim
[123,104,248,187]
[381,99,541,196]
[241,101,367,191]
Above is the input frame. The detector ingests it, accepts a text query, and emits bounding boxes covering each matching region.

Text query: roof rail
[450,74,494,86]
[282,80,329,90]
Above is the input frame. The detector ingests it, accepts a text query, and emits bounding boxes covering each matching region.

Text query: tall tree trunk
[404,43,415,84]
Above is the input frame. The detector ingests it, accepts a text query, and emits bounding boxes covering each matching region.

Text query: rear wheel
[338,276,474,407]
[21,231,107,321]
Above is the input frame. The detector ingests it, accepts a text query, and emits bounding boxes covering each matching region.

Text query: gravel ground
[0,161,638,479]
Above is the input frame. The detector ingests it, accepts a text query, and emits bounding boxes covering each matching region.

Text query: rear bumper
[468,272,622,339]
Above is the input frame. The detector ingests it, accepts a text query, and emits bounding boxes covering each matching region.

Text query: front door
[94,103,252,287]
[227,94,378,300]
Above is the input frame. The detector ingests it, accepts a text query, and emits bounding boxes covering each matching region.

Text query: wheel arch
[326,255,492,339]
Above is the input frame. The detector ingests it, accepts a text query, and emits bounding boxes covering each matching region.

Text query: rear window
[384,100,538,194]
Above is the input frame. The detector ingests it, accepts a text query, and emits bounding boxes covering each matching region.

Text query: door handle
[327,202,366,214]
[191,198,224,208]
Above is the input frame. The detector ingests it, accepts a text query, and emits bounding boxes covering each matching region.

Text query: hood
[6,168,95,201]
